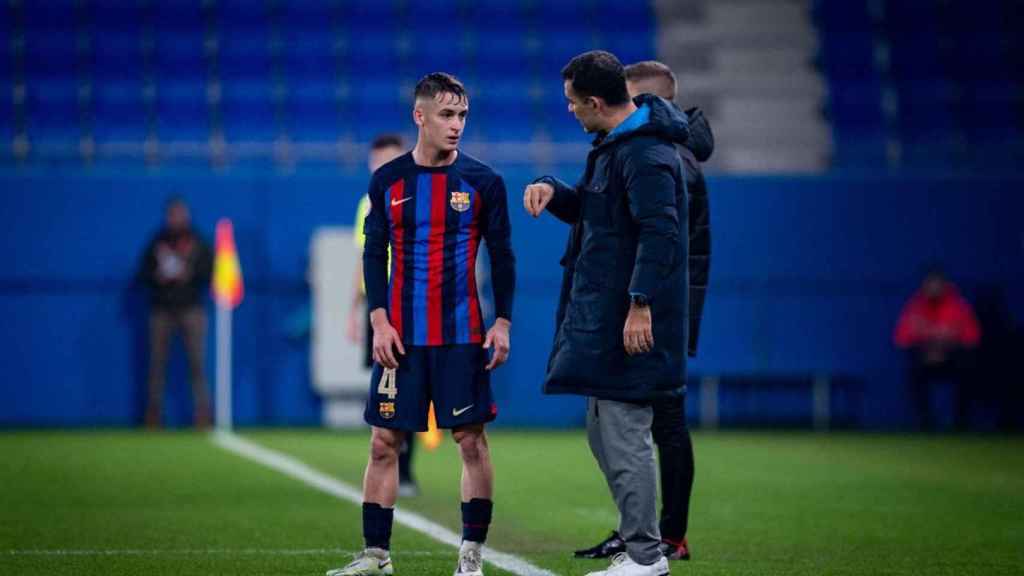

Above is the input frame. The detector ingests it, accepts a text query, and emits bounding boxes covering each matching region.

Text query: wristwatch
[630,294,649,307]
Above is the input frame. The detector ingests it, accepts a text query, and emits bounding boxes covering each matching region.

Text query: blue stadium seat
[826,81,883,130]
[535,85,584,142]
[217,0,271,30]
[471,31,532,73]
[219,34,272,79]
[92,81,148,142]
[23,0,78,33]
[340,0,402,23]
[90,32,144,81]
[896,82,956,138]
[464,1,530,31]
[152,0,207,30]
[25,80,80,142]
[535,30,602,76]
[154,30,208,79]
[811,0,872,32]
[592,0,655,35]
[344,29,401,75]
[604,31,656,66]
[350,80,408,141]
[405,0,461,23]
[155,80,209,141]
[960,85,1022,137]
[471,97,536,141]
[818,33,876,81]
[286,81,344,141]
[220,80,279,140]
[0,77,13,144]
[534,2,591,29]
[406,29,472,78]
[279,1,338,30]
[88,0,145,34]
[23,35,79,79]
[0,6,12,80]
[282,30,340,83]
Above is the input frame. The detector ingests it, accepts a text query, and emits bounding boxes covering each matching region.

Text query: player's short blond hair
[624,61,677,101]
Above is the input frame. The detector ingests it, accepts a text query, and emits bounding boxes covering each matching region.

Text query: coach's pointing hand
[370,308,405,369]
[483,318,511,370]
[523,183,554,217]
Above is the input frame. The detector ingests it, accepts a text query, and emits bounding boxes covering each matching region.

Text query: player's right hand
[370,313,405,369]
[523,182,554,217]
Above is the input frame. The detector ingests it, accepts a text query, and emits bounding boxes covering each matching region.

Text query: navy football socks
[363,502,394,550]
[461,498,493,543]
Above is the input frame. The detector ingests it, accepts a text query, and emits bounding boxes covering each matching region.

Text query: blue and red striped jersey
[363,151,515,346]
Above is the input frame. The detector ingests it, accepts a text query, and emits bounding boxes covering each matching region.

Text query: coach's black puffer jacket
[536,94,690,402]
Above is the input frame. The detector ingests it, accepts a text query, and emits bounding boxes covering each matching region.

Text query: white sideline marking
[5,549,444,557]
[211,431,560,576]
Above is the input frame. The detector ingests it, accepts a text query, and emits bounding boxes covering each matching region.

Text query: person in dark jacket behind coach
[571,60,715,563]
[137,197,214,429]
[524,50,689,576]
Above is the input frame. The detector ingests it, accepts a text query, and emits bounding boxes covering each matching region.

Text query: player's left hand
[483,318,511,370]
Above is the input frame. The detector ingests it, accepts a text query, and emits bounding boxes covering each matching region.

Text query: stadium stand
[2,0,1021,171]
[1,0,655,168]
[813,0,1024,171]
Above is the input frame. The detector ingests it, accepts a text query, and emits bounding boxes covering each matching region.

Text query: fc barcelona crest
[379,402,396,420]
[450,191,471,212]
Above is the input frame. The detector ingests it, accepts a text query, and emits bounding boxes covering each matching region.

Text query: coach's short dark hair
[414,72,467,103]
[371,133,404,150]
[624,60,677,101]
[561,50,630,107]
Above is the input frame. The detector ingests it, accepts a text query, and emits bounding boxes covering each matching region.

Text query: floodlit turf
[2,429,1023,575]
[0,431,516,576]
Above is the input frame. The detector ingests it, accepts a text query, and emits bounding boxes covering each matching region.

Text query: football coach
[524,50,689,576]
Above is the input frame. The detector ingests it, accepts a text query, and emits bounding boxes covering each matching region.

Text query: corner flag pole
[216,301,232,431]
[212,219,244,432]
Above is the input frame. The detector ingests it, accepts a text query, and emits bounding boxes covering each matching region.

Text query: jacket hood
[683,107,714,162]
[596,93,690,149]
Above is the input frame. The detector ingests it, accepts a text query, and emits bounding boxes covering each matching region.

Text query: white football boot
[453,540,484,576]
[326,547,394,576]
[584,552,669,576]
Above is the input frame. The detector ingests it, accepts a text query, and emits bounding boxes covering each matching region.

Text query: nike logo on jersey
[391,197,412,206]
[452,404,474,417]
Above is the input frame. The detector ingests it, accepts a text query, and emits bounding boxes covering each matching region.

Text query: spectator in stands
[137,197,214,429]
[348,134,420,497]
[894,267,981,430]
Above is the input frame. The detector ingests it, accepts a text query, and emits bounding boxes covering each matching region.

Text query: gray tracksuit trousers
[586,397,662,565]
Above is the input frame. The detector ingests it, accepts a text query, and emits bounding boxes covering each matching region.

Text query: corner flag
[213,219,243,431]
[213,219,244,309]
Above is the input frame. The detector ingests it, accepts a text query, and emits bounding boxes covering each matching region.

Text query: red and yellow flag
[212,218,244,309]
[418,402,443,451]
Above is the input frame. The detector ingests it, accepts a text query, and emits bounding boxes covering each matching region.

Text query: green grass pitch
[1,429,1022,575]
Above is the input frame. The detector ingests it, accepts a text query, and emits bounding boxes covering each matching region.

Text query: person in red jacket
[894,268,981,430]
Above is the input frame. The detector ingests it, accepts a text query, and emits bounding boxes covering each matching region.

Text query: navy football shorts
[364,344,497,432]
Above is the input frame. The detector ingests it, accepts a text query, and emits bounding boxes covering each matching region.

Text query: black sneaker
[659,537,690,561]
[573,530,626,559]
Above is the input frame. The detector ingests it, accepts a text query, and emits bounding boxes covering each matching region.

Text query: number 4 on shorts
[377,368,398,400]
